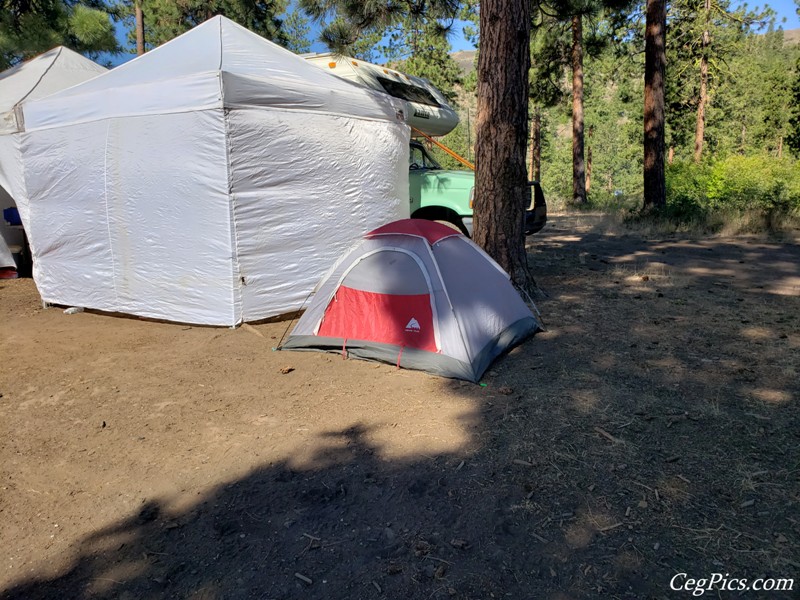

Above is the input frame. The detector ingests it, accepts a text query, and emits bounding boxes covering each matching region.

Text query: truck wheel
[411,207,470,237]
[434,220,463,233]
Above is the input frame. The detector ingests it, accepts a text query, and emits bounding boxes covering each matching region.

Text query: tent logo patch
[405,318,421,333]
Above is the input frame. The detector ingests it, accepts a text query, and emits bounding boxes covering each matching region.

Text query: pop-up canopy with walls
[19,16,409,325]
[0,47,106,269]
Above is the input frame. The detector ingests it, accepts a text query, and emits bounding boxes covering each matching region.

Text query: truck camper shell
[304,53,459,137]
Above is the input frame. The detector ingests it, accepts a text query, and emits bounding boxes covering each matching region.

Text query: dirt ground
[1,214,798,600]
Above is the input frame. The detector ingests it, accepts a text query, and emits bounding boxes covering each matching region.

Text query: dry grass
[546,204,800,242]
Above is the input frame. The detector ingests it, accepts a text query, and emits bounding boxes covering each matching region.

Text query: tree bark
[694,0,710,163]
[571,14,586,204]
[474,0,534,292]
[668,145,674,164]
[135,0,145,56]
[643,0,667,209]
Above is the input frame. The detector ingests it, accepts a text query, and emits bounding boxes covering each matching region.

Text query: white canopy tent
[0,47,106,269]
[20,16,410,325]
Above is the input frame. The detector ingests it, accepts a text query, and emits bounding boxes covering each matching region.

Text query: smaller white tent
[20,17,410,326]
[0,47,106,268]
[282,219,541,382]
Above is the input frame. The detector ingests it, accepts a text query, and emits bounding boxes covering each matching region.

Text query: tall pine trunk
[694,0,711,162]
[571,14,586,204]
[135,0,145,56]
[474,0,534,292]
[644,0,667,209]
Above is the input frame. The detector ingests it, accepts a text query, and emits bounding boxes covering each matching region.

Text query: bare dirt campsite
[1,214,798,599]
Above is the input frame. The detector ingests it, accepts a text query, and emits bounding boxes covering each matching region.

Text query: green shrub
[705,155,800,212]
[666,155,800,218]
[665,161,711,222]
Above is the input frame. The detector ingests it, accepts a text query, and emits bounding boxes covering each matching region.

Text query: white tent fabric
[0,46,107,135]
[0,47,106,268]
[20,16,410,325]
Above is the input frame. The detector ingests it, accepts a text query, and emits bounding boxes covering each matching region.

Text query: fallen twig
[594,426,624,444]
[744,412,770,421]
[423,556,453,565]
[531,531,550,543]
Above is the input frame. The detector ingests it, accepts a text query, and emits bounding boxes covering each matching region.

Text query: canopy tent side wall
[21,108,237,325]
[228,106,410,322]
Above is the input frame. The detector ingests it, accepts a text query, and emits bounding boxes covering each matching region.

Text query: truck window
[409,144,442,170]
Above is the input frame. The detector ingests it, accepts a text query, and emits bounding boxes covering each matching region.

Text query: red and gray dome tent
[280,219,541,382]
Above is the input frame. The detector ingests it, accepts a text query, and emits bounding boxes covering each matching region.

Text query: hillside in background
[451,50,476,75]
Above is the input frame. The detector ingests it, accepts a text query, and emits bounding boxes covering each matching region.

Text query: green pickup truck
[409,139,547,237]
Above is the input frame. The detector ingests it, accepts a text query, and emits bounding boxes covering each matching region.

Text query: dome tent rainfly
[280,219,542,382]
[0,47,106,270]
[18,16,409,326]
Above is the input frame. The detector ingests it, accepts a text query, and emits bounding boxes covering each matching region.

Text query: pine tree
[283,9,312,53]
[530,1,633,204]
[789,55,800,156]
[472,0,534,291]
[1,1,119,68]
[113,0,289,52]
[666,0,772,162]
[643,0,666,209]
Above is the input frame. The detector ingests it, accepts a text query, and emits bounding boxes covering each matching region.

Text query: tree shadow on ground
[1,416,653,600]
[3,214,798,599]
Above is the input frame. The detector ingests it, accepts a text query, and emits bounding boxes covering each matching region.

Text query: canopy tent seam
[22,100,403,134]
[15,48,63,116]
[221,104,243,326]
[102,120,121,306]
